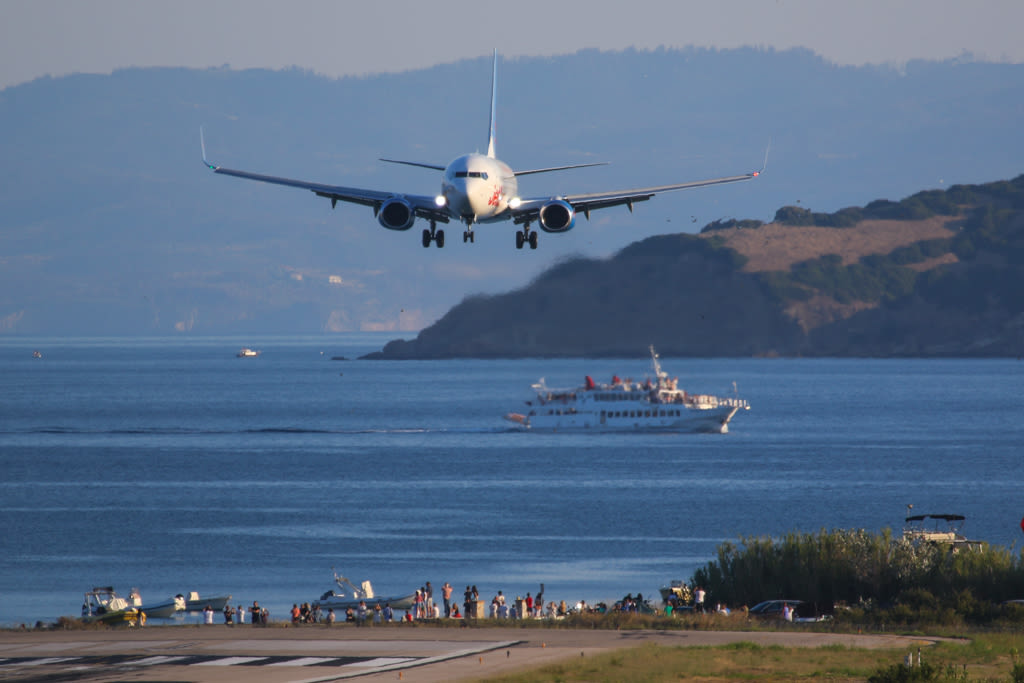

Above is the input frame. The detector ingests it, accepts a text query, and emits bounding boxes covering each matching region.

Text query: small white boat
[183,591,233,612]
[140,594,186,619]
[314,571,416,612]
[237,347,260,357]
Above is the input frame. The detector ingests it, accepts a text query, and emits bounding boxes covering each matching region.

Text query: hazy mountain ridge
[1,48,1021,336]
[368,175,1024,358]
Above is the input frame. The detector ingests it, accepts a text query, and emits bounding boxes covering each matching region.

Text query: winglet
[754,138,771,176]
[200,126,216,170]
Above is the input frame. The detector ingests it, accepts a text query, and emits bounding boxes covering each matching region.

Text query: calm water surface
[1,334,1022,625]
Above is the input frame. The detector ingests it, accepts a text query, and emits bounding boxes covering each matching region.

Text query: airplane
[201,51,764,251]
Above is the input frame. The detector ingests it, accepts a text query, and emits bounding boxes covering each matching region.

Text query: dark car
[748,599,803,617]
[747,599,830,622]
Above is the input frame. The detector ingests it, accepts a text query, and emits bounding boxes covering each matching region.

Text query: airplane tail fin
[486,49,497,158]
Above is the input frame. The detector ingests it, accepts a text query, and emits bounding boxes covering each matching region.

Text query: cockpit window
[454,171,489,179]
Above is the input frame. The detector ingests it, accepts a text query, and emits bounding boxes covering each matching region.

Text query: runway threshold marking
[0,640,523,679]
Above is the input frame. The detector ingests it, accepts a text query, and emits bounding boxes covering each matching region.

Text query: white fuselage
[442,154,518,224]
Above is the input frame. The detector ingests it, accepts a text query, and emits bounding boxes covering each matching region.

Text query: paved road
[0,624,953,682]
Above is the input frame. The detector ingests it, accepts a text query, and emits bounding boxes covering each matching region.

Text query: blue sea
[2,334,1022,626]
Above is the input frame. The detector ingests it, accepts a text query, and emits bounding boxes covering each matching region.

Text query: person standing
[250,601,261,627]
[203,604,214,625]
[694,586,706,613]
[223,604,234,625]
[442,582,453,617]
[424,582,434,617]
[236,604,245,624]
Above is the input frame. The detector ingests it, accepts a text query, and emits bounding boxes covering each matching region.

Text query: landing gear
[421,222,444,248]
[463,229,475,243]
[515,224,538,250]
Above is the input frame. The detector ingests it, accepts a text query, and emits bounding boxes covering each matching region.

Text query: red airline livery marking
[488,187,502,207]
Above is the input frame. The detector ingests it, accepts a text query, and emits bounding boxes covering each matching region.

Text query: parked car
[748,599,802,617]
[748,599,831,622]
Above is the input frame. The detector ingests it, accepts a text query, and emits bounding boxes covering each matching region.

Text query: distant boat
[236,348,260,358]
[32,350,42,359]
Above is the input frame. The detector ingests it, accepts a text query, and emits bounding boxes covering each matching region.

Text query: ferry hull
[509,405,740,434]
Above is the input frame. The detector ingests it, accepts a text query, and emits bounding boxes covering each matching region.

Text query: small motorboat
[81,587,140,626]
[314,571,416,612]
[183,591,233,612]
[236,347,261,358]
[140,594,186,619]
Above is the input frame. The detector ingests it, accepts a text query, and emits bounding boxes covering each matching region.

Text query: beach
[0,623,951,682]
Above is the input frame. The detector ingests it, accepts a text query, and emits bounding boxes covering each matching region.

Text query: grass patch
[477,633,1024,682]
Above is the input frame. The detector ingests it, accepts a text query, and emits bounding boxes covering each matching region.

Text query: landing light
[508,197,522,209]
[434,195,447,207]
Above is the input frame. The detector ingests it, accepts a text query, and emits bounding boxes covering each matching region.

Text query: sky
[2,0,1023,92]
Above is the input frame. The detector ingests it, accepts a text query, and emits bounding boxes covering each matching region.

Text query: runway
[0,624,951,682]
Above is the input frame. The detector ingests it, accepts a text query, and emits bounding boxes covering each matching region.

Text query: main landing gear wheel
[422,223,445,248]
[516,229,538,250]
[463,230,475,243]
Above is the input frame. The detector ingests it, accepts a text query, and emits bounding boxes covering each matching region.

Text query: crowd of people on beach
[205,602,270,626]
[188,580,685,627]
[199,581,609,626]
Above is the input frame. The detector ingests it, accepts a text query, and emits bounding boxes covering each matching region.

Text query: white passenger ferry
[505,346,749,433]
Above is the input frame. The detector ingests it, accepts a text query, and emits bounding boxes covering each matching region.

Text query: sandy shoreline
[0,623,954,682]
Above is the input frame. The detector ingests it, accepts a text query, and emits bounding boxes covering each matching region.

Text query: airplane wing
[510,170,760,225]
[201,132,449,223]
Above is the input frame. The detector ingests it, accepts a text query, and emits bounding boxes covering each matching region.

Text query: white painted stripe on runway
[5,657,80,666]
[267,657,339,666]
[340,657,416,668]
[289,641,522,683]
[130,655,190,666]
[194,656,269,666]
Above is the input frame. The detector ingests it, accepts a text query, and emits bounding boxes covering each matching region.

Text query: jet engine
[538,199,576,233]
[377,197,416,231]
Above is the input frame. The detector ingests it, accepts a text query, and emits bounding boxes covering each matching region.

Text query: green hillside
[369,175,1024,358]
